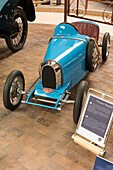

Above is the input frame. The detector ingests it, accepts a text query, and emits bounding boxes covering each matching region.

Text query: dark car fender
[0,0,35,37]
[18,0,36,21]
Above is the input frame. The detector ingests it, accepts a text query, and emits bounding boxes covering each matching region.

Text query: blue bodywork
[25,23,90,110]
[45,23,89,88]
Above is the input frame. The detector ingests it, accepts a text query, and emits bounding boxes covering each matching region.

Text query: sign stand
[72,88,113,156]
[72,134,105,156]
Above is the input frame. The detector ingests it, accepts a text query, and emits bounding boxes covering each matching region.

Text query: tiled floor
[0,23,113,170]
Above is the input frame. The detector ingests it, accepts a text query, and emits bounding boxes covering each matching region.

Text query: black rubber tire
[102,32,110,62]
[5,7,28,52]
[3,70,25,111]
[86,40,97,72]
[73,81,89,124]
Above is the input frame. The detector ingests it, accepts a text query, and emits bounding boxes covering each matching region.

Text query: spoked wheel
[5,7,28,52]
[102,32,110,62]
[86,40,99,72]
[3,70,25,111]
[73,81,89,124]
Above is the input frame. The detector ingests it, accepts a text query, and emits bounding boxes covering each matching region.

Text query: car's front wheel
[5,7,28,52]
[3,70,25,111]
[73,81,89,124]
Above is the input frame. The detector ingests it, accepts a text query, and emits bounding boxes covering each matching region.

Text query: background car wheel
[73,81,89,124]
[3,70,25,111]
[86,40,98,72]
[102,32,110,62]
[5,7,28,52]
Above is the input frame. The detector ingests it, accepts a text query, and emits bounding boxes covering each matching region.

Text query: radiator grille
[42,65,56,89]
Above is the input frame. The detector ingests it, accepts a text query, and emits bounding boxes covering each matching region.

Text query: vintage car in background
[0,0,35,52]
[3,21,110,124]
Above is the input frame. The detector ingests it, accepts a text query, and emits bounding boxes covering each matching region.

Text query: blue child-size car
[0,0,35,52]
[3,21,110,123]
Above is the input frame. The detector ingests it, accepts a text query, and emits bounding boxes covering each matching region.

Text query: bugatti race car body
[3,21,110,123]
[0,0,35,52]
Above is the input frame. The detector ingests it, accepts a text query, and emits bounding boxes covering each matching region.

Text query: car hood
[44,35,88,65]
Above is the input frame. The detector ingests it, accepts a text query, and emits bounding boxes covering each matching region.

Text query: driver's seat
[71,21,99,41]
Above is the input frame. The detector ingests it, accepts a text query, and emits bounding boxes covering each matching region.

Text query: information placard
[81,95,113,137]
[76,93,113,147]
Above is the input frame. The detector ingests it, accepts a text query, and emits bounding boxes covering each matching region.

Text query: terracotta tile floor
[0,23,113,170]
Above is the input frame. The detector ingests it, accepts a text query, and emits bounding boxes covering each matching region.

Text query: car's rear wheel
[86,40,98,72]
[5,7,28,52]
[3,70,25,111]
[73,81,89,124]
[102,32,110,62]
